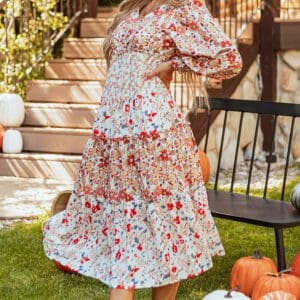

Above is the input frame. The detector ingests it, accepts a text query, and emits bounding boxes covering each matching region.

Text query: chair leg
[274,228,286,271]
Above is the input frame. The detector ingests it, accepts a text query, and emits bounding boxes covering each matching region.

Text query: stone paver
[0,177,73,219]
[212,158,300,191]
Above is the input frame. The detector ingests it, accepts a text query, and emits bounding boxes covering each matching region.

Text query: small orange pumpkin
[230,250,277,297]
[290,252,300,278]
[252,270,300,300]
[198,150,210,185]
[0,125,5,151]
[259,291,296,300]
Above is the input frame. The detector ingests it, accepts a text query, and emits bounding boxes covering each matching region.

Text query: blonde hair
[103,0,210,111]
[103,0,152,66]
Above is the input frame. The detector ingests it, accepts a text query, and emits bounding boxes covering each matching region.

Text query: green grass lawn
[1,177,300,300]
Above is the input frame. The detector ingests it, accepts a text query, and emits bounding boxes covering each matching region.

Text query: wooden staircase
[0,7,118,182]
[0,5,257,182]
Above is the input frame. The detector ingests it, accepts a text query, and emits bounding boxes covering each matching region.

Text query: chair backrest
[201,98,300,200]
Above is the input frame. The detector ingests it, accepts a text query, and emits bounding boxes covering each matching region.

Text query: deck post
[84,0,98,18]
[259,0,279,153]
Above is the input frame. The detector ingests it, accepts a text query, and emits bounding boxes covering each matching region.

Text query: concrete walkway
[0,176,73,219]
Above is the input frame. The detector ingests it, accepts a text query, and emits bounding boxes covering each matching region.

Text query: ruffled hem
[42,121,225,289]
[44,252,221,289]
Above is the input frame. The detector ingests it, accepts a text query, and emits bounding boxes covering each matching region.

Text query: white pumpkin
[203,289,251,300]
[261,290,297,300]
[290,183,300,210]
[0,93,25,127]
[3,129,23,153]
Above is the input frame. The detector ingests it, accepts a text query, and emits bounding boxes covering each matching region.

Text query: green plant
[0,0,68,96]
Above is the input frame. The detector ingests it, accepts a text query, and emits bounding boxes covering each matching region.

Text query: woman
[42,0,242,299]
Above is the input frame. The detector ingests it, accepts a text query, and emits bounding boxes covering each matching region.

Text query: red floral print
[42,0,242,290]
[162,38,174,49]
[159,149,169,161]
[127,154,136,166]
[92,203,101,213]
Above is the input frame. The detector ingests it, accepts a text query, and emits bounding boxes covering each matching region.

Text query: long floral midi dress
[42,0,243,290]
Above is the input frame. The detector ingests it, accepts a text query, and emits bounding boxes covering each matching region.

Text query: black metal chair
[199,98,300,271]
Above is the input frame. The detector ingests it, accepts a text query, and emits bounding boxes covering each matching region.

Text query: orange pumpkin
[198,150,210,185]
[230,250,277,297]
[252,271,300,300]
[259,291,296,300]
[0,125,5,151]
[291,252,300,278]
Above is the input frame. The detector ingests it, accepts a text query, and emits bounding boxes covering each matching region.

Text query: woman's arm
[165,0,243,80]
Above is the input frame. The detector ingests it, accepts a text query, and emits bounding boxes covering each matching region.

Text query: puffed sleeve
[166,0,243,80]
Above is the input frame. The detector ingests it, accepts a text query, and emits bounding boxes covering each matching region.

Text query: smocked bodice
[93,0,242,138]
[110,4,175,60]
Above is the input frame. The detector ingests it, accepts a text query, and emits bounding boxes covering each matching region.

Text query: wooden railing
[0,0,7,9]
[207,0,261,39]
[280,0,300,19]
[207,0,300,39]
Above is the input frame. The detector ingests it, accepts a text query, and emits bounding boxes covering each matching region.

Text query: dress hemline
[45,250,218,290]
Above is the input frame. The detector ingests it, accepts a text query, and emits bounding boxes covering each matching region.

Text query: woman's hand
[144,60,174,89]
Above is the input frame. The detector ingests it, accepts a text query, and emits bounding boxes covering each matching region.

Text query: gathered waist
[110,50,173,72]
[101,50,174,101]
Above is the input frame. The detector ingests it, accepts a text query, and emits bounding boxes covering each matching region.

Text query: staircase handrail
[0,0,8,9]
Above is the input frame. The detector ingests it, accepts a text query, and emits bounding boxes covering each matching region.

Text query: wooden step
[26,80,104,104]
[18,127,91,154]
[45,59,107,81]
[0,152,80,181]
[64,38,105,59]
[25,80,192,106]
[80,18,113,38]
[24,103,98,128]
[97,6,119,18]
[96,11,116,18]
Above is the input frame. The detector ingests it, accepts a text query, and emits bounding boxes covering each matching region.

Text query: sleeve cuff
[171,56,190,73]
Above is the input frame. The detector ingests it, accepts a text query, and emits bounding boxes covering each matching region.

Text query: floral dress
[42,0,242,290]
